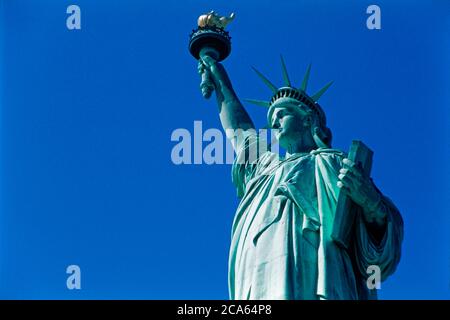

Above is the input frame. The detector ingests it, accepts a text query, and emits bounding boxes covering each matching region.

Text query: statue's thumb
[199,57,206,67]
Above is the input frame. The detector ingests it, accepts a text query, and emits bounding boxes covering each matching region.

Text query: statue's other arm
[337,157,403,280]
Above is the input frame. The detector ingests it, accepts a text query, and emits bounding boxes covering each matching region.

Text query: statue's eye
[279,110,290,119]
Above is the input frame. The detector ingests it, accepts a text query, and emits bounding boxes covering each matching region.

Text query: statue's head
[268,97,331,150]
[246,57,333,149]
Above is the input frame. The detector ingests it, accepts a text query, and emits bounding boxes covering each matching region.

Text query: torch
[188,11,235,99]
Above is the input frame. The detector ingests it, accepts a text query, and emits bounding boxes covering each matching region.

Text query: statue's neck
[285,135,317,158]
[286,148,315,158]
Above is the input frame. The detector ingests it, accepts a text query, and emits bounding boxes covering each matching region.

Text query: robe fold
[228,132,403,300]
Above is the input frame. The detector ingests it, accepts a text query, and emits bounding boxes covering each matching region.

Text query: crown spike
[280,55,291,87]
[244,99,271,108]
[311,81,333,102]
[251,66,278,93]
[300,64,311,91]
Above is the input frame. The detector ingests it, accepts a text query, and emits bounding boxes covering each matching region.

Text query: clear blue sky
[1,0,449,299]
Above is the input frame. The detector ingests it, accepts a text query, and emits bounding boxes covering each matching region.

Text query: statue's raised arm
[189,12,254,150]
[199,56,254,139]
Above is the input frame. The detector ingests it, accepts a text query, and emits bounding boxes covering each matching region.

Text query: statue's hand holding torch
[197,48,219,99]
[189,11,234,99]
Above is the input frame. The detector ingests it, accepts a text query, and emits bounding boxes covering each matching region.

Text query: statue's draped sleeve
[352,196,404,282]
[232,131,271,198]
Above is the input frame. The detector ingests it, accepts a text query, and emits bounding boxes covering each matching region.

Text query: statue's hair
[307,104,332,149]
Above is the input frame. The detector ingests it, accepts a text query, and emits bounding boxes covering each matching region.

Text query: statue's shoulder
[310,148,347,165]
[311,147,346,158]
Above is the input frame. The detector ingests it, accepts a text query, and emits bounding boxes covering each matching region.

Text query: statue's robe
[228,132,403,300]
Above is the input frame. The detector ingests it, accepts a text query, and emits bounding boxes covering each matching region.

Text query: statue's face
[270,104,311,150]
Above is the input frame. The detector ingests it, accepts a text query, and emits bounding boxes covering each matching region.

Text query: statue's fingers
[201,55,215,67]
[342,158,355,168]
[198,61,205,74]
[338,173,355,189]
[340,169,362,186]
[199,57,207,67]
[337,181,351,195]
[343,158,364,178]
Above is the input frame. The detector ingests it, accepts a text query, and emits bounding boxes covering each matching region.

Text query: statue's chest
[246,155,317,214]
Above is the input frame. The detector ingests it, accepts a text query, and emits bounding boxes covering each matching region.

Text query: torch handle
[199,47,220,99]
[200,68,215,99]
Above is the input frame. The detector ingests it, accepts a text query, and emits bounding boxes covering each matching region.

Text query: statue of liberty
[189,12,403,300]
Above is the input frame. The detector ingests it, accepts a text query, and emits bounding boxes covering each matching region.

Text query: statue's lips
[275,128,283,138]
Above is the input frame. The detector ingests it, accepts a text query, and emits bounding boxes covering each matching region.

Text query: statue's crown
[270,87,315,109]
[245,56,333,127]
